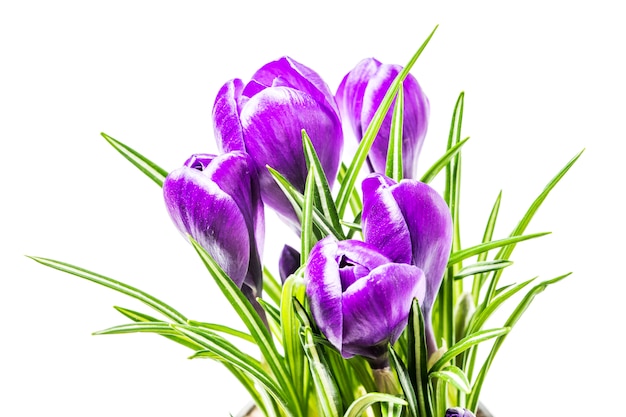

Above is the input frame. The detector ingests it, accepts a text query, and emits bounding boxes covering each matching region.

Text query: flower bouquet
[29,26,581,417]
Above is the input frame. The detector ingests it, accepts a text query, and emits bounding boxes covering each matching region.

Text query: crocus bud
[163,151,264,299]
[445,407,476,417]
[336,58,429,179]
[278,244,300,283]
[305,237,425,368]
[213,56,343,230]
[361,173,452,355]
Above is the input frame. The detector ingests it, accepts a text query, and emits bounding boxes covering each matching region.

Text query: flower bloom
[163,151,264,298]
[361,173,452,354]
[305,237,425,367]
[278,244,300,283]
[212,56,343,229]
[445,408,476,417]
[336,58,429,179]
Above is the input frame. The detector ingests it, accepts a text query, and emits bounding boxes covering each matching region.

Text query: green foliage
[29,26,581,417]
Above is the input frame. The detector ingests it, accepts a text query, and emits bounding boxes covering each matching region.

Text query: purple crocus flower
[212,56,343,229]
[278,244,300,283]
[362,173,452,355]
[163,151,264,299]
[446,407,476,417]
[336,58,429,179]
[305,237,425,368]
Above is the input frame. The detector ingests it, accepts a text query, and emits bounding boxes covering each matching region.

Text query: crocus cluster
[163,55,448,368]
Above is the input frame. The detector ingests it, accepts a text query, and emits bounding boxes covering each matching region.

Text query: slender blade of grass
[27,256,187,323]
[343,394,407,417]
[336,25,438,217]
[101,132,167,187]
[447,232,550,265]
[386,87,404,182]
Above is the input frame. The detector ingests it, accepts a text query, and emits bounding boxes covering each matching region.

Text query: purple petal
[201,151,265,294]
[251,56,340,118]
[278,244,300,283]
[240,86,342,223]
[305,237,345,350]
[445,408,476,417]
[361,174,412,264]
[389,179,452,315]
[336,58,382,138]
[213,79,246,153]
[163,165,250,288]
[341,262,425,360]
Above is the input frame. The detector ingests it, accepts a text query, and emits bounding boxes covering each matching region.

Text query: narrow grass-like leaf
[281,276,309,408]
[420,137,470,184]
[101,132,167,187]
[447,232,550,266]
[27,256,188,324]
[429,365,471,394]
[484,150,583,304]
[268,166,342,239]
[386,87,404,182]
[302,130,344,236]
[343,393,407,417]
[467,278,535,335]
[468,273,572,409]
[301,168,317,265]
[389,345,418,417]
[472,191,502,304]
[177,325,292,415]
[406,299,431,417]
[112,306,204,350]
[337,163,363,218]
[336,25,438,217]
[187,320,255,344]
[263,266,282,306]
[454,260,513,280]
[429,327,510,373]
[300,326,342,417]
[94,321,180,336]
[189,238,303,417]
[258,298,283,345]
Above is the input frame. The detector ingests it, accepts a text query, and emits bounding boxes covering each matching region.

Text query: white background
[1,1,623,416]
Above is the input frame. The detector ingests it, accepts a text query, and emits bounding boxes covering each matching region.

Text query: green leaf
[467,278,535,335]
[468,273,572,409]
[406,299,431,417]
[428,327,510,373]
[389,345,419,417]
[281,276,309,408]
[300,326,342,417]
[188,238,303,417]
[447,232,550,266]
[454,260,513,280]
[336,25,438,217]
[268,166,343,239]
[386,87,404,182]
[27,256,187,324]
[301,167,317,265]
[100,132,168,187]
[187,320,255,344]
[429,365,471,394]
[337,162,363,219]
[472,191,502,304]
[302,129,344,236]
[175,324,292,415]
[420,137,470,184]
[484,149,584,303]
[263,266,282,306]
[343,393,407,417]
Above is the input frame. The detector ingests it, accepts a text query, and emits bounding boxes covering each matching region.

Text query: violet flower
[212,56,343,229]
[336,58,429,179]
[362,173,452,355]
[445,408,476,417]
[278,244,300,283]
[305,237,425,368]
[163,151,264,300]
